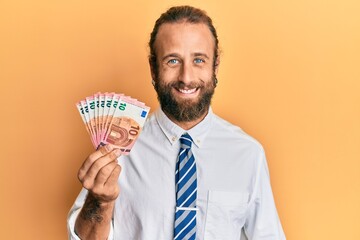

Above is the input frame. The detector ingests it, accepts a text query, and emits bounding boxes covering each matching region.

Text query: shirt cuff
[67,208,81,240]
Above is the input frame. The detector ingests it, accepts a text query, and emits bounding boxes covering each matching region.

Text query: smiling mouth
[178,88,198,94]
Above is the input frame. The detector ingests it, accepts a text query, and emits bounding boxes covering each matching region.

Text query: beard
[154,75,216,122]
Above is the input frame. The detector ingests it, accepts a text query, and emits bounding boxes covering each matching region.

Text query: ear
[214,56,220,76]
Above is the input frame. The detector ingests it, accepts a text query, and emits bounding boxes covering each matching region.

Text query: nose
[178,61,194,85]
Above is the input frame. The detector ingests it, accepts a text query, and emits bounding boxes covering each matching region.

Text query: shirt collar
[155,107,213,148]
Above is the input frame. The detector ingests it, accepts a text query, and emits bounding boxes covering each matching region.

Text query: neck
[164,108,209,130]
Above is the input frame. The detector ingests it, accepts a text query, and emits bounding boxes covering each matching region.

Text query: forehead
[154,22,215,57]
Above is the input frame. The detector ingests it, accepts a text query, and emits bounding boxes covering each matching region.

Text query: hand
[78,145,122,203]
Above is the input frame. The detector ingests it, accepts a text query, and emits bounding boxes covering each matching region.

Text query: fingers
[78,145,122,190]
[93,164,122,199]
[105,164,122,187]
[94,161,119,187]
[78,145,113,178]
[82,149,121,186]
[78,145,120,180]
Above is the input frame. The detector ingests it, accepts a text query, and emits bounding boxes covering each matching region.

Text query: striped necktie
[174,133,197,240]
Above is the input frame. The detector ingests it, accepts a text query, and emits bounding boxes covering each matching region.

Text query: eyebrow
[162,53,180,61]
[193,52,210,59]
[161,52,210,61]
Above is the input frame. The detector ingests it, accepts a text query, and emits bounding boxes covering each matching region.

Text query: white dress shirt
[68,108,286,240]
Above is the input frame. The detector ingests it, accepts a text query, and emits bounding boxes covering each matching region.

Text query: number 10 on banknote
[76,92,150,155]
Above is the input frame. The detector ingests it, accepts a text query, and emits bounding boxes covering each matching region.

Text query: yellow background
[1,0,359,239]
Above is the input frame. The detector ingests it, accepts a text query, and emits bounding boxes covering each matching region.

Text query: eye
[167,59,180,65]
[194,58,205,64]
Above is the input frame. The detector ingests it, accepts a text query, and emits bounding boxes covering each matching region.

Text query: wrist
[80,193,115,223]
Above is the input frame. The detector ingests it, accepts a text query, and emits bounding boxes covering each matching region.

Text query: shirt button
[172,136,176,142]
[197,140,200,144]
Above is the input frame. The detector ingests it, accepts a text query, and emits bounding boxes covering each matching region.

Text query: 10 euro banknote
[76,92,150,155]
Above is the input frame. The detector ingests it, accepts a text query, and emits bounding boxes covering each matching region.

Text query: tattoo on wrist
[80,194,104,223]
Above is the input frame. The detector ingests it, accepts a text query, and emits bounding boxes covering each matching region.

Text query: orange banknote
[76,92,150,155]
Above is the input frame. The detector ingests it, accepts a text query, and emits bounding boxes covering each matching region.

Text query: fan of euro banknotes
[76,92,150,155]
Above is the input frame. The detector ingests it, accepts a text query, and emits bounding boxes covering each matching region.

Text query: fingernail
[114,149,122,156]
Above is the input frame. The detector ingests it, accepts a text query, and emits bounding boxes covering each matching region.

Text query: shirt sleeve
[244,151,286,240]
[67,188,114,240]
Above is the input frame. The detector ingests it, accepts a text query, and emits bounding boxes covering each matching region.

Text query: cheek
[199,68,215,82]
[158,66,179,82]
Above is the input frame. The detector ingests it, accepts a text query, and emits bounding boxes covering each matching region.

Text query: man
[68,5,285,240]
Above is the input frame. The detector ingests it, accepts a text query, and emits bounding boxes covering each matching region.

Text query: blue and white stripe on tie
[174,133,197,240]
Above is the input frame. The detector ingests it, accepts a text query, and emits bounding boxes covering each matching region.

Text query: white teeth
[179,88,197,94]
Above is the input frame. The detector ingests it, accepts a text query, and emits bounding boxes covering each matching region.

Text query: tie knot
[180,133,193,148]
